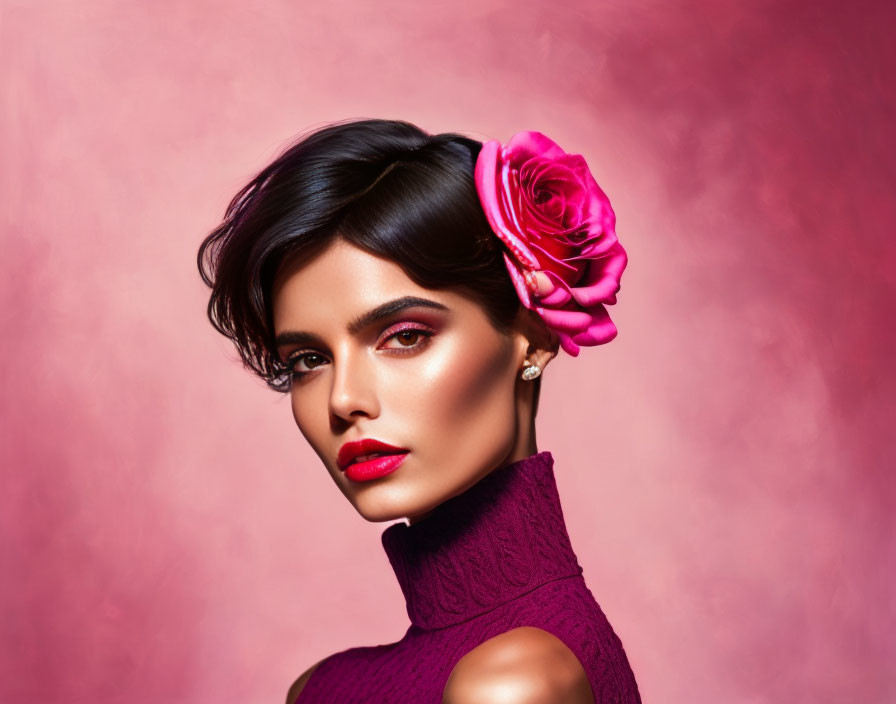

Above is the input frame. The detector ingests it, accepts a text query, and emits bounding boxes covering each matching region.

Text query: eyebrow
[274,295,450,349]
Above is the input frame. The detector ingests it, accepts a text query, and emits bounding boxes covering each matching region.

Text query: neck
[381,450,583,630]
[407,386,538,526]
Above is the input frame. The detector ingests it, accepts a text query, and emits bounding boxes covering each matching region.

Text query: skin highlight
[271,237,557,525]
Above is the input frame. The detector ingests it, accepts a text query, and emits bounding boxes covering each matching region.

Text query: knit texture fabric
[294,450,642,703]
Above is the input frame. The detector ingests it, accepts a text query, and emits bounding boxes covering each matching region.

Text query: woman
[197,119,642,703]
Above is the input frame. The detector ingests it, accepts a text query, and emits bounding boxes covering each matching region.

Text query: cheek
[407,333,517,429]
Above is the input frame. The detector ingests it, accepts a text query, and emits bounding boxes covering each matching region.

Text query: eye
[380,324,434,351]
[285,351,328,379]
[284,324,434,383]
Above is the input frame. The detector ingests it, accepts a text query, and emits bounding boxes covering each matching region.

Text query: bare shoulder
[441,626,595,704]
[285,659,324,704]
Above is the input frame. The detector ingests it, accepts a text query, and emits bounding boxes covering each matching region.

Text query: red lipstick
[337,438,409,482]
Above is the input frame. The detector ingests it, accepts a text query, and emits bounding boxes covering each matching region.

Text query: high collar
[380,450,584,631]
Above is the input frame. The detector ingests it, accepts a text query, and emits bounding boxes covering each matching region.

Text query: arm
[442,627,595,704]
[285,659,323,704]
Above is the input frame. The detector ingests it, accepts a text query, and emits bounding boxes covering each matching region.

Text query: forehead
[272,239,448,331]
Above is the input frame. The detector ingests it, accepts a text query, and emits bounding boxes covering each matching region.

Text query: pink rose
[474,131,627,356]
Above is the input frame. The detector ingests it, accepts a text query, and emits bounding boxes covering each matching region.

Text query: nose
[328,345,380,423]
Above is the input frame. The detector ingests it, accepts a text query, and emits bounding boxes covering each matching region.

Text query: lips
[337,438,409,471]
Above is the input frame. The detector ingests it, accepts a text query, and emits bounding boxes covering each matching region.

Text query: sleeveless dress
[295,450,642,703]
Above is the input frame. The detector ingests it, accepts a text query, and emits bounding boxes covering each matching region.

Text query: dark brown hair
[197,118,542,406]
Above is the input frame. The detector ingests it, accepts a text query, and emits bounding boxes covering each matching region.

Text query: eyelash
[284,323,435,381]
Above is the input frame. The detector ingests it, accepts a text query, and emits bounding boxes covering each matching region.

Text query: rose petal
[568,242,628,307]
[528,270,556,297]
[522,195,563,236]
[504,131,567,164]
[522,160,589,232]
[534,305,594,332]
[556,229,602,248]
[538,270,572,306]
[569,304,618,346]
[526,239,580,274]
[538,163,588,211]
[539,191,567,222]
[571,230,617,258]
[527,235,576,270]
[475,140,540,269]
[556,331,581,356]
[582,178,617,245]
[502,253,533,310]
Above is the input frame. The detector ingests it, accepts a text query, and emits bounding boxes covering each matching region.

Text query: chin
[350,490,433,524]
[353,504,410,524]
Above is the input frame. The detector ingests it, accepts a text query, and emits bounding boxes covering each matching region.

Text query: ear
[512,307,560,374]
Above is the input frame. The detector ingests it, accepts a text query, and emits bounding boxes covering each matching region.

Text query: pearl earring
[521,360,542,381]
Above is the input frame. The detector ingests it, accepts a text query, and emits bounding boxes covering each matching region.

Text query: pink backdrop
[3,1,893,702]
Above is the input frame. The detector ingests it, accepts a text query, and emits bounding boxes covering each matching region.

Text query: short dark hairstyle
[197,118,542,407]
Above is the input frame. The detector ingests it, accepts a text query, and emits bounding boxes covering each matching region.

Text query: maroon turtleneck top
[295,450,642,703]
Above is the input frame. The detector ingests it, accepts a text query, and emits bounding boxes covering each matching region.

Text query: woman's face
[271,238,539,524]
